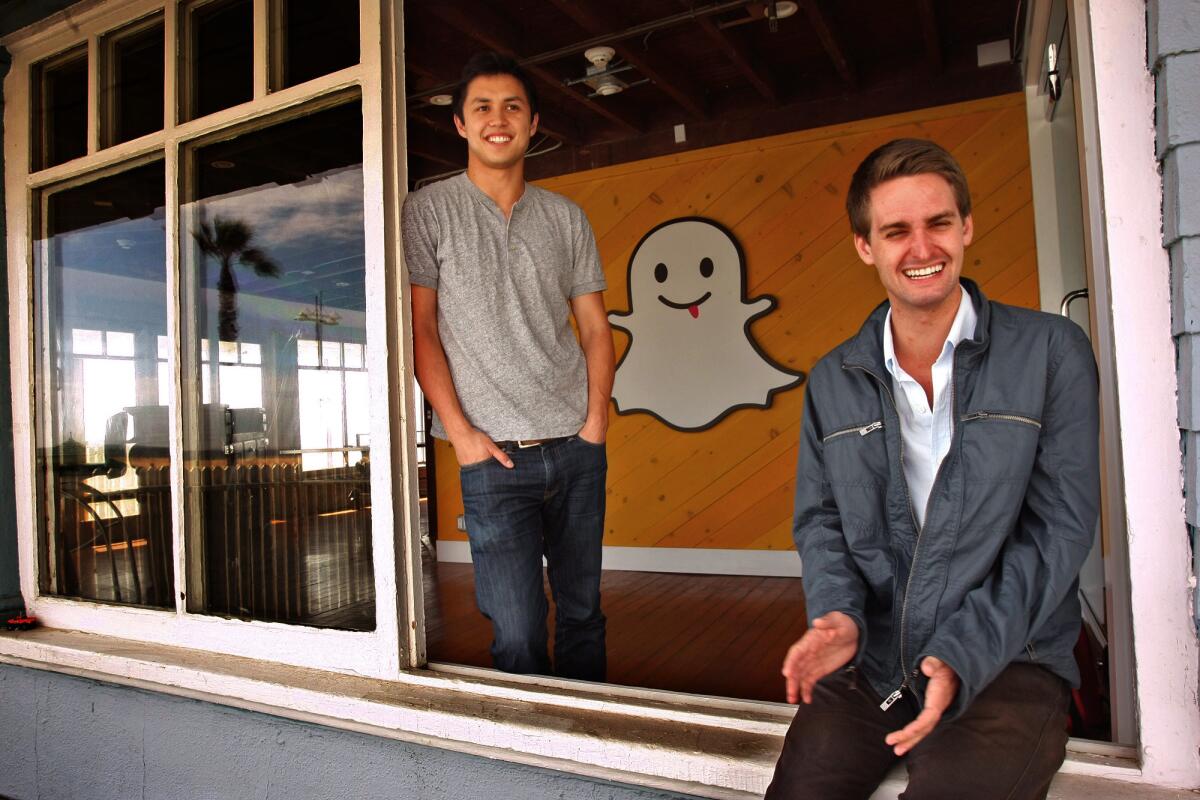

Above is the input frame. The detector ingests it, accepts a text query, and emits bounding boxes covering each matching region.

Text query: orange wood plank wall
[432,93,1038,552]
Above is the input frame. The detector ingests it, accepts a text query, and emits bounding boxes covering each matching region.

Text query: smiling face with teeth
[454,73,539,173]
[852,172,974,319]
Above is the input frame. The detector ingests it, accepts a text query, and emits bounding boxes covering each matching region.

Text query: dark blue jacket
[794,279,1100,717]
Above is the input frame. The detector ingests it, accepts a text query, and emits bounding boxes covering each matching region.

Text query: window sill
[0,628,1178,799]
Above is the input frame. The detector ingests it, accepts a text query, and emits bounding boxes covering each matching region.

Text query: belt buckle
[516,439,541,449]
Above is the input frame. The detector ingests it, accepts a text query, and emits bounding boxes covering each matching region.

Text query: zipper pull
[859,421,883,436]
[879,687,904,711]
[962,411,988,422]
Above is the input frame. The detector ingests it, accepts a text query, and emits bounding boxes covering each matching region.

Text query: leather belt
[493,436,570,451]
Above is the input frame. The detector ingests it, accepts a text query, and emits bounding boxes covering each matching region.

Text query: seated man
[767,138,1100,800]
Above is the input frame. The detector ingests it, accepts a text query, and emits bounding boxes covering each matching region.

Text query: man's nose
[910,229,935,259]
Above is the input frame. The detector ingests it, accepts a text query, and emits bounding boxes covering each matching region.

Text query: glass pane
[35,49,88,170]
[107,330,136,357]
[102,18,164,146]
[34,160,175,608]
[181,101,372,630]
[274,0,359,89]
[343,342,362,369]
[184,0,253,121]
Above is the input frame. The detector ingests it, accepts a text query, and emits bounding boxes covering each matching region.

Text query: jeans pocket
[573,435,606,449]
[459,457,494,474]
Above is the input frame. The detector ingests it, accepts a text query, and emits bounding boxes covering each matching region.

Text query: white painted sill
[0,628,1176,800]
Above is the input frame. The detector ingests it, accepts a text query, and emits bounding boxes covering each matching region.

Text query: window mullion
[165,137,185,617]
[86,35,100,155]
[164,0,179,130]
[252,0,268,99]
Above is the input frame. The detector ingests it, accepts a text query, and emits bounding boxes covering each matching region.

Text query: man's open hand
[884,656,960,756]
[781,611,859,704]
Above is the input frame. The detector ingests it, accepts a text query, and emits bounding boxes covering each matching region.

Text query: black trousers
[764,662,1071,800]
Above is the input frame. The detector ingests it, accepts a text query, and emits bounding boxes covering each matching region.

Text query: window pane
[296,338,318,367]
[181,101,372,630]
[184,0,253,121]
[34,161,175,608]
[102,18,164,146]
[73,328,104,355]
[274,0,359,89]
[343,342,362,369]
[35,49,88,169]
[107,330,136,357]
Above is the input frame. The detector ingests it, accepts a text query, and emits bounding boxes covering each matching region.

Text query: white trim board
[435,541,802,578]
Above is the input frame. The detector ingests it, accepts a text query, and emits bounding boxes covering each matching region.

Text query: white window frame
[3,0,421,680]
[3,0,1199,796]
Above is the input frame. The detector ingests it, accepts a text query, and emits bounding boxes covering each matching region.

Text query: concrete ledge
[0,627,1178,799]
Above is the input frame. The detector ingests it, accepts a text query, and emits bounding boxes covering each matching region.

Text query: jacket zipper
[960,410,1041,429]
[844,362,927,708]
[821,420,884,443]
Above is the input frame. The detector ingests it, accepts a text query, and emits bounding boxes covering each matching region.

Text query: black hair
[451,52,540,122]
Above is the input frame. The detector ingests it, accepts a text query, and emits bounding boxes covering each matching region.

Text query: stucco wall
[0,664,699,800]
[1150,0,1200,626]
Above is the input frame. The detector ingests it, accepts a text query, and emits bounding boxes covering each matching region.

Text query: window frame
[3,0,1198,795]
[4,0,418,680]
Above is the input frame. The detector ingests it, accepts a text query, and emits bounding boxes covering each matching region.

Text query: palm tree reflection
[193,216,281,342]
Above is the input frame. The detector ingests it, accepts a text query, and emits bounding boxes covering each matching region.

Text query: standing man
[767,139,1099,799]
[402,53,614,681]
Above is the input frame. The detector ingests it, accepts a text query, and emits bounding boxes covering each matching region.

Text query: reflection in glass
[102,17,164,146]
[273,0,360,89]
[183,0,253,121]
[34,48,88,169]
[182,101,373,630]
[34,161,175,607]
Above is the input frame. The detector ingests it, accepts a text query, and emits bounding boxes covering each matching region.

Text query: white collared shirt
[882,286,977,528]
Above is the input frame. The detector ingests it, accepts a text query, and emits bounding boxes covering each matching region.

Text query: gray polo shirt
[402,173,606,441]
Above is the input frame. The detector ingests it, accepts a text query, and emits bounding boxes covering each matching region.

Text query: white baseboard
[435,541,802,578]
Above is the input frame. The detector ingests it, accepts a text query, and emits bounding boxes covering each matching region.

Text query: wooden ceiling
[403,0,1025,185]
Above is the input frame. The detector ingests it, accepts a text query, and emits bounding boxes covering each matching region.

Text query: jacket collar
[842,278,992,375]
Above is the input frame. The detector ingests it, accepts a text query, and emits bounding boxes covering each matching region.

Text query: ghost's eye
[699,257,714,278]
[654,262,668,283]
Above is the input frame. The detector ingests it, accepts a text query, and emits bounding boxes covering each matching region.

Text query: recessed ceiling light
[429,94,452,106]
[211,159,236,169]
[765,1,799,19]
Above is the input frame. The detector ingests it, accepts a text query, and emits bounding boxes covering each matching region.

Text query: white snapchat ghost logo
[609,217,805,431]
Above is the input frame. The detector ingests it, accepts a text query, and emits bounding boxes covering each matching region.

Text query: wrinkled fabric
[794,279,1100,718]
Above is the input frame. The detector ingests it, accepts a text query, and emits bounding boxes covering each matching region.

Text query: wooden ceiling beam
[915,0,943,73]
[544,0,709,119]
[424,0,643,137]
[680,2,779,103]
[799,0,855,86]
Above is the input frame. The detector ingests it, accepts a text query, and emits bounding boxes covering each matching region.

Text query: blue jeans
[458,436,607,680]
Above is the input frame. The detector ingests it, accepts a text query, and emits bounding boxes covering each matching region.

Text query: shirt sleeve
[401,192,441,290]
[569,205,606,298]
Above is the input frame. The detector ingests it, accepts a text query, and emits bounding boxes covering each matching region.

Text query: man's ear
[453,114,467,139]
[530,112,539,137]
[962,213,974,247]
[853,233,875,265]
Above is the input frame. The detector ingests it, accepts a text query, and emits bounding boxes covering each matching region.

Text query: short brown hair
[845,138,971,238]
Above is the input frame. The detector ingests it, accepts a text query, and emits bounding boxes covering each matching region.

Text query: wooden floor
[423,560,807,703]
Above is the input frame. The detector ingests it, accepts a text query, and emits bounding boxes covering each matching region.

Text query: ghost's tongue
[688,304,700,319]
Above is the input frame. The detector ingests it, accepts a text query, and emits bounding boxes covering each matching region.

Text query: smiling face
[454,73,539,172]
[629,220,741,321]
[853,173,973,317]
